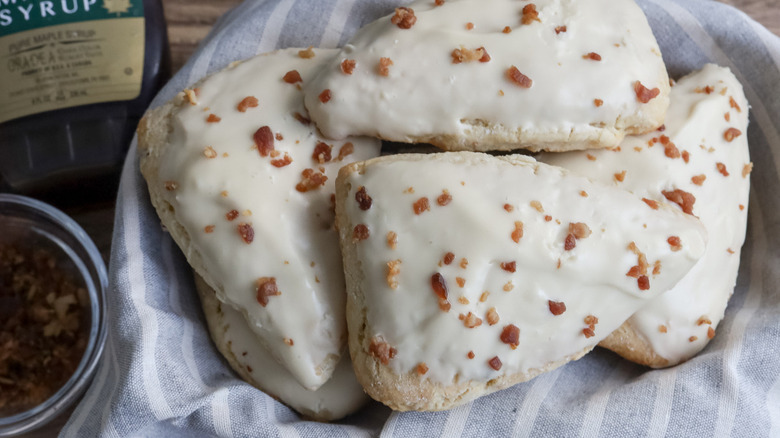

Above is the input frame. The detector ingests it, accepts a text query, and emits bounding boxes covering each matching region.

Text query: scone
[539,64,751,367]
[303,0,670,152]
[195,275,369,421]
[335,152,706,411]
[137,48,381,391]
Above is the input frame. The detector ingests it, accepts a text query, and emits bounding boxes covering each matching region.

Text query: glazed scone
[335,152,706,411]
[303,0,670,152]
[539,64,751,367]
[138,48,382,390]
[194,275,369,421]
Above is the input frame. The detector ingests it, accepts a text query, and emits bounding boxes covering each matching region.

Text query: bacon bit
[255,277,280,306]
[298,47,315,59]
[716,162,730,177]
[282,70,303,84]
[725,112,731,122]
[164,181,178,191]
[467,351,475,359]
[480,291,490,302]
[253,126,275,156]
[682,150,690,163]
[707,327,716,339]
[284,338,294,346]
[506,66,533,88]
[689,174,706,186]
[580,190,588,197]
[739,204,745,211]
[463,312,483,328]
[391,7,417,29]
[521,4,540,24]
[586,154,596,161]
[413,197,430,214]
[742,163,753,178]
[555,25,567,34]
[498,325,520,350]
[456,277,466,288]
[435,0,445,5]
[404,187,415,194]
[583,52,601,61]
[221,191,229,197]
[354,186,373,211]
[500,261,516,273]
[689,336,698,342]
[503,281,514,292]
[437,190,452,206]
[465,22,474,30]
[667,236,682,251]
[727,248,735,254]
[296,168,328,192]
[416,362,429,375]
[378,57,394,76]
[275,133,284,141]
[661,139,681,159]
[488,356,502,370]
[729,96,742,112]
[184,88,198,105]
[548,300,566,316]
[460,258,469,269]
[270,150,280,158]
[386,259,401,289]
[503,26,512,33]
[335,142,354,161]
[528,201,543,213]
[451,46,490,64]
[293,112,311,125]
[353,224,370,242]
[369,337,397,365]
[311,142,332,164]
[206,114,221,123]
[318,89,332,103]
[724,127,742,142]
[237,96,259,112]
[226,210,239,221]
[614,170,626,182]
[564,234,576,251]
[594,99,604,107]
[431,273,448,300]
[697,316,712,326]
[582,315,598,338]
[237,223,255,244]
[659,325,668,333]
[204,225,215,233]
[544,215,552,222]
[341,59,356,75]
[584,315,599,326]
[638,275,650,290]
[443,252,455,265]
[270,154,292,168]
[653,261,661,277]
[439,298,451,312]
[581,327,595,338]
[634,81,661,103]
[503,204,514,212]
[569,222,592,239]
[512,221,524,243]
[642,198,659,209]
[662,189,696,215]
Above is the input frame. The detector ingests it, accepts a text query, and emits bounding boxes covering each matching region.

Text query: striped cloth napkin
[62,0,780,436]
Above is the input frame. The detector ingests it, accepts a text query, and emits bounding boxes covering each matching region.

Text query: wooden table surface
[26,0,778,436]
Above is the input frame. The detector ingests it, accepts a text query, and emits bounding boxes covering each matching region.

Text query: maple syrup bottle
[0,0,170,206]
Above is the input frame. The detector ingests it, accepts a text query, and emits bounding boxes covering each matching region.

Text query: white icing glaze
[303,0,669,149]
[203,289,369,420]
[341,152,706,384]
[157,49,381,390]
[539,64,751,364]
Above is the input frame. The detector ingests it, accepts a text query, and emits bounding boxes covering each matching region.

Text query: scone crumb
[296,168,328,192]
[237,96,259,112]
[511,221,524,243]
[634,81,661,103]
[443,252,455,265]
[386,259,402,289]
[369,337,397,365]
[500,261,516,273]
[488,356,502,371]
[298,47,315,58]
[312,142,333,163]
[431,273,448,299]
[642,198,658,210]
[463,312,482,328]
[667,236,682,251]
[569,222,591,239]
[378,57,394,76]
[716,162,730,177]
[437,190,452,206]
[318,89,332,103]
[184,88,198,105]
[521,4,540,24]
[238,223,255,244]
[336,142,354,161]
[283,70,302,84]
[416,363,429,375]
[255,277,280,306]
[503,281,514,292]
[486,307,499,325]
[353,224,370,242]
[391,7,417,29]
[658,325,667,333]
[530,200,544,212]
[506,66,533,88]
[226,210,239,221]
[691,175,706,185]
[500,324,520,349]
[413,197,430,214]
[583,52,601,61]
[742,163,753,178]
[206,114,221,123]
[164,181,178,191]
[341,59,356,75]
[548,300,566,315]
[662,189,696,215]
[387,231,398,249]
[253,126,275,157]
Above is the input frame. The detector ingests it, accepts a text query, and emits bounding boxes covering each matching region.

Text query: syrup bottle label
[0,0,145,123]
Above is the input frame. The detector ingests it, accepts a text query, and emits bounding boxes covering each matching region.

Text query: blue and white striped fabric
[62,0,780,436]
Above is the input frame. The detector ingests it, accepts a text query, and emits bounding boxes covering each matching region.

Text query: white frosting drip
[304,0,668,147]
[157,49,381,390]
[342,152,706,383]
[540,64,751,364]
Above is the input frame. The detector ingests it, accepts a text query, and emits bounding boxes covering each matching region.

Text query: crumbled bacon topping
[204,225,215,233]
[634,81,661,103]
[386,259,401,289]
[642,198,659,209]
[500,324,520,349]
[503,26,512,33]
[238,223,254,244]
[729,96,741,112]
[413,197,430,214]
[284,338,294,346]
[226,210,239,221]
[355,186,373,210]
[341,59,356,75]
[431,273,448,300]
[253,126,275,157]
[436,190,452,206]
[378,57,394,76]
[439,298,451,312]
[463,312,483,328]
[582,327,595,338]
[488,356,502,370]
[467,351,475,359]
[659,325,668,333]
[660,135,681,159]
[614,170,626,182]
[275,133,283,141]
[456,278,466,288]
[293,112,311,125]
[594,99,604,107]
[691,175,706,185]
[451,46,491,64]
[435,0,444,5]
[417,362,429,375]
[569,222,592,239]
[511,221,524,243]
[555,25,567,34]
[507,66,533,88]
[387,231,398,249]
[486,307,499,325]
[564,233,576,251]
[716,162,729,177]
[500,261,516,273]
[662,189,696,215]
[460,258,468,269]
[504,204,514,212]
[391,7,416,29]
[638,275,650,290]
[353,224,370,242]
[689,336,698,342]
[697,316,712,326]
[503,281,514,292]
[237,96,259,112]
[587,154,596,161]
[206,114,221,123]
[682,151,690,163]
[369,337,397,365]
[465,22,474,30]
[548,300,566,315]
[583,52,601,61]
[255,277,280,306]
[580,191,588,197]
[283,70,302,84]
[742,163,753,178]
[582,315,598,338]
[164,181,178,191]
[298,47,315,58]
[312,142,333,163]
[335,142,354,161]
[530,200,543,212]
[270,154,292,168]
[708,327,716,339]
[296,168,328,192]
[480,291,490,302]
[318,89,332,103]
[521,4,540,24]
[667,236,682,251]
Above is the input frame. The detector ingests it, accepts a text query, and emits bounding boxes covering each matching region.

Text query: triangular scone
[335,152,706,411]
[194,275,369,421]
[539,64,751,367]
[304,0,669,153]
[138,48,381,390]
